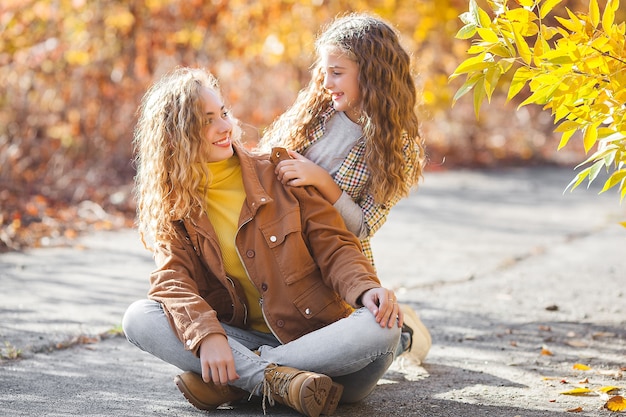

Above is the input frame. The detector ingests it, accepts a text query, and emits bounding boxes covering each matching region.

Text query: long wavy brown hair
[133,67,240,248]
[260,12,425,204]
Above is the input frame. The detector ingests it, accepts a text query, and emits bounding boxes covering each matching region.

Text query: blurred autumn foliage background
[0,0,603,252]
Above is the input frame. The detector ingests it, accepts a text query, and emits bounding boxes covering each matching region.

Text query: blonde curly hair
[261,12,425,204]
[133,67,240,248]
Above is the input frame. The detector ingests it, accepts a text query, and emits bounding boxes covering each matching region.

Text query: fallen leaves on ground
[605,395,626,412]
[1,190,134,253]
[560,387,592,396]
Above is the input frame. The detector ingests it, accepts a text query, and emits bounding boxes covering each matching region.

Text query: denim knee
[354,308,402,355]
[121,299,154,348]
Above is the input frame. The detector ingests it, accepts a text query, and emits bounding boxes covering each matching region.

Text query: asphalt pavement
[1,166,624,417]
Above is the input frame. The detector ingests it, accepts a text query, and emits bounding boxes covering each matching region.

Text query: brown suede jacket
[148,144,381,356]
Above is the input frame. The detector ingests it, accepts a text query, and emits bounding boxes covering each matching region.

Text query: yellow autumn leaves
[556,363,625,412]
[450,0,626,208]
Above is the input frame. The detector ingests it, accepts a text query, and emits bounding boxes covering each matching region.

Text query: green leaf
[469,0,481,26]
[540,0,563,19]
[473,77,486,119]
[452,73,481,105]
[460,11,475,25]
[456,23,478,39]
[588,159,605,184]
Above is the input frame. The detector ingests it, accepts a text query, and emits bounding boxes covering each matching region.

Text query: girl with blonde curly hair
[133,68,232,247]
[125,67,405,417]
[259,12,430,367]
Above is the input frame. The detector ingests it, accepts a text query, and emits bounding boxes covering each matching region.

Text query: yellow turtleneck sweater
[201,156,270,333]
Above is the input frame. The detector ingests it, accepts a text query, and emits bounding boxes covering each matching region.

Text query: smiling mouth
[213,137,230,146]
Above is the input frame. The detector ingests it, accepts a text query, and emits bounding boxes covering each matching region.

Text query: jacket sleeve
[292,185,381,307]
[148,231,226,356]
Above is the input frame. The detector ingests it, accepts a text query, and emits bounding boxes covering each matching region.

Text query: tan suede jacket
[148,145,381,356]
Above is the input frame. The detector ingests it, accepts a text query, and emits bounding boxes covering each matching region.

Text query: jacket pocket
[293,280,349,325]
[258,208,318,284]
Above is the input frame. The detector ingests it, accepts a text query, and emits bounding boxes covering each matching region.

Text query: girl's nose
[218,116,232,132]
[323,73,332,90]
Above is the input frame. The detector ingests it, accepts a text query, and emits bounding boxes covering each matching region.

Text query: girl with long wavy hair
[125,67,404,417]
[260,12,425,264]
[259,12,430,367]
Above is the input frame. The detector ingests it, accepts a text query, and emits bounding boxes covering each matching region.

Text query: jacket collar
[234,143,272,218]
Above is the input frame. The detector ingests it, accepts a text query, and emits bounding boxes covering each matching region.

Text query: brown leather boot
[262,364,342,417]
[174,371,247,411]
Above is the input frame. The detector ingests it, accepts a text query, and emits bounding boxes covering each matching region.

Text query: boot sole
[174,374,241,411]
[298,374,333,417]
[321,382,343,415]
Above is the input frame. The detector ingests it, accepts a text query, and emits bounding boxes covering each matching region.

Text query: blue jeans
[122,299,401,403]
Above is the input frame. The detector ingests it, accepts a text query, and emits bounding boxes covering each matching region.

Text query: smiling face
[319,46,362,123]
[198,86,234,163]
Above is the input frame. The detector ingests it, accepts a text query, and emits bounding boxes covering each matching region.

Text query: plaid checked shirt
[295,105,416,265]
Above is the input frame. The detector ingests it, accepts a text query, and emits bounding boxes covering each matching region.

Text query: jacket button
[186,340,192,346]
[305,308,311,315]
[269,235,277,243]
[246,250,255,258]
[277,320,284,327]
[260,197,266,202]
[261,283,268,291]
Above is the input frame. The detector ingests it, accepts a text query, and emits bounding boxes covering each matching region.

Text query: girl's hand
[275,150,342,203]
[275,150,326,187]
[199,333,240,385]
[360,287,404,329]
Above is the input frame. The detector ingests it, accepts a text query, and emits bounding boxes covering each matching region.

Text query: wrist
[319,176,342,204]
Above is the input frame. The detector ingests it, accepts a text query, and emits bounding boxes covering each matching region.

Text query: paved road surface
[1,167,624,416]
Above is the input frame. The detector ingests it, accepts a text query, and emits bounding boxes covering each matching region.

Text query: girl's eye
[222,110,230,118]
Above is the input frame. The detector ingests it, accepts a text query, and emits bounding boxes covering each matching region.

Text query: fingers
[275,161,305,185]
[206,360,239,385]
[274,161,292,183]
[377,290,402,329]
[199,334,239,385]
[201,359,211,383]
[287,149,304,159]
[211,363,237,385]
